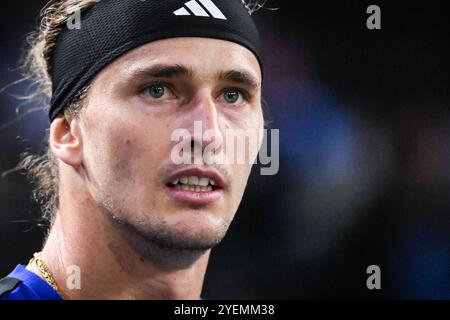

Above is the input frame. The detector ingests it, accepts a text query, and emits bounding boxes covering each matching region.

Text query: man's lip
[165,167,226,189]
[165,186,223,206]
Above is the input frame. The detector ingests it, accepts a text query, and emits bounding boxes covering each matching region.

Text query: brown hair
[18,0,265,225]
[19,0,100,224]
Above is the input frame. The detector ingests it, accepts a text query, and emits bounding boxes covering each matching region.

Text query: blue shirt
[0,265,63,300]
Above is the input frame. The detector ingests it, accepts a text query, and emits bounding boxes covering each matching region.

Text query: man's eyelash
[141,82,172,91]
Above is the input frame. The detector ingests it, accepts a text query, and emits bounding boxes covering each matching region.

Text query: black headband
[49,0,263,121]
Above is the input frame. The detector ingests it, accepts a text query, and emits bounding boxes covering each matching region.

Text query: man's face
[78,37,263,250]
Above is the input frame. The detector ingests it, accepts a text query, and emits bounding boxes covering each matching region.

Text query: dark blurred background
[1,0,449,299]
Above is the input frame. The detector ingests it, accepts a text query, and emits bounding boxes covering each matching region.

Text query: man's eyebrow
[128,65,259,89]
[131,64,193,79]
[217,70,260,90]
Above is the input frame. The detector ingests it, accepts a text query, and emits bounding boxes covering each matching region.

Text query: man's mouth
[167,175,219,192]
[165,169,225,206]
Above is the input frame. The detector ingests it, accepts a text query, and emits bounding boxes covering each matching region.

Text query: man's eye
[221,89,245,105]
[142,84,172,99]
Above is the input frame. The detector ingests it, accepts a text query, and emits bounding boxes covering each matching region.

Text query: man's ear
[49,116,83,167]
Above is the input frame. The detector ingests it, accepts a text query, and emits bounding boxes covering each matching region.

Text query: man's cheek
[99,137,140,184]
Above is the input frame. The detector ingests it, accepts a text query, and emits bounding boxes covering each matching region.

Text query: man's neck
[28,200,210,300]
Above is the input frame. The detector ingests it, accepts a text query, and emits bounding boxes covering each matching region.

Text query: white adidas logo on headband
[174,0,227,20]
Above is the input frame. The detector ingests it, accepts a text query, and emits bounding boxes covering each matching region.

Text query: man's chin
[129,218,230,252]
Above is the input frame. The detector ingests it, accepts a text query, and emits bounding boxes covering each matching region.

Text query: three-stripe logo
[174,0,227,20]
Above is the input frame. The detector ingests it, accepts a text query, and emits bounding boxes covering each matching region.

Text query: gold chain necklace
[29,252,64,298]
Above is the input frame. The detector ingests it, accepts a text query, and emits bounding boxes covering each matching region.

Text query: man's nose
[188,92,224,156]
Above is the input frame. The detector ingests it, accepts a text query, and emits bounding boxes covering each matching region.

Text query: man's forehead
[112,37,262,82]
